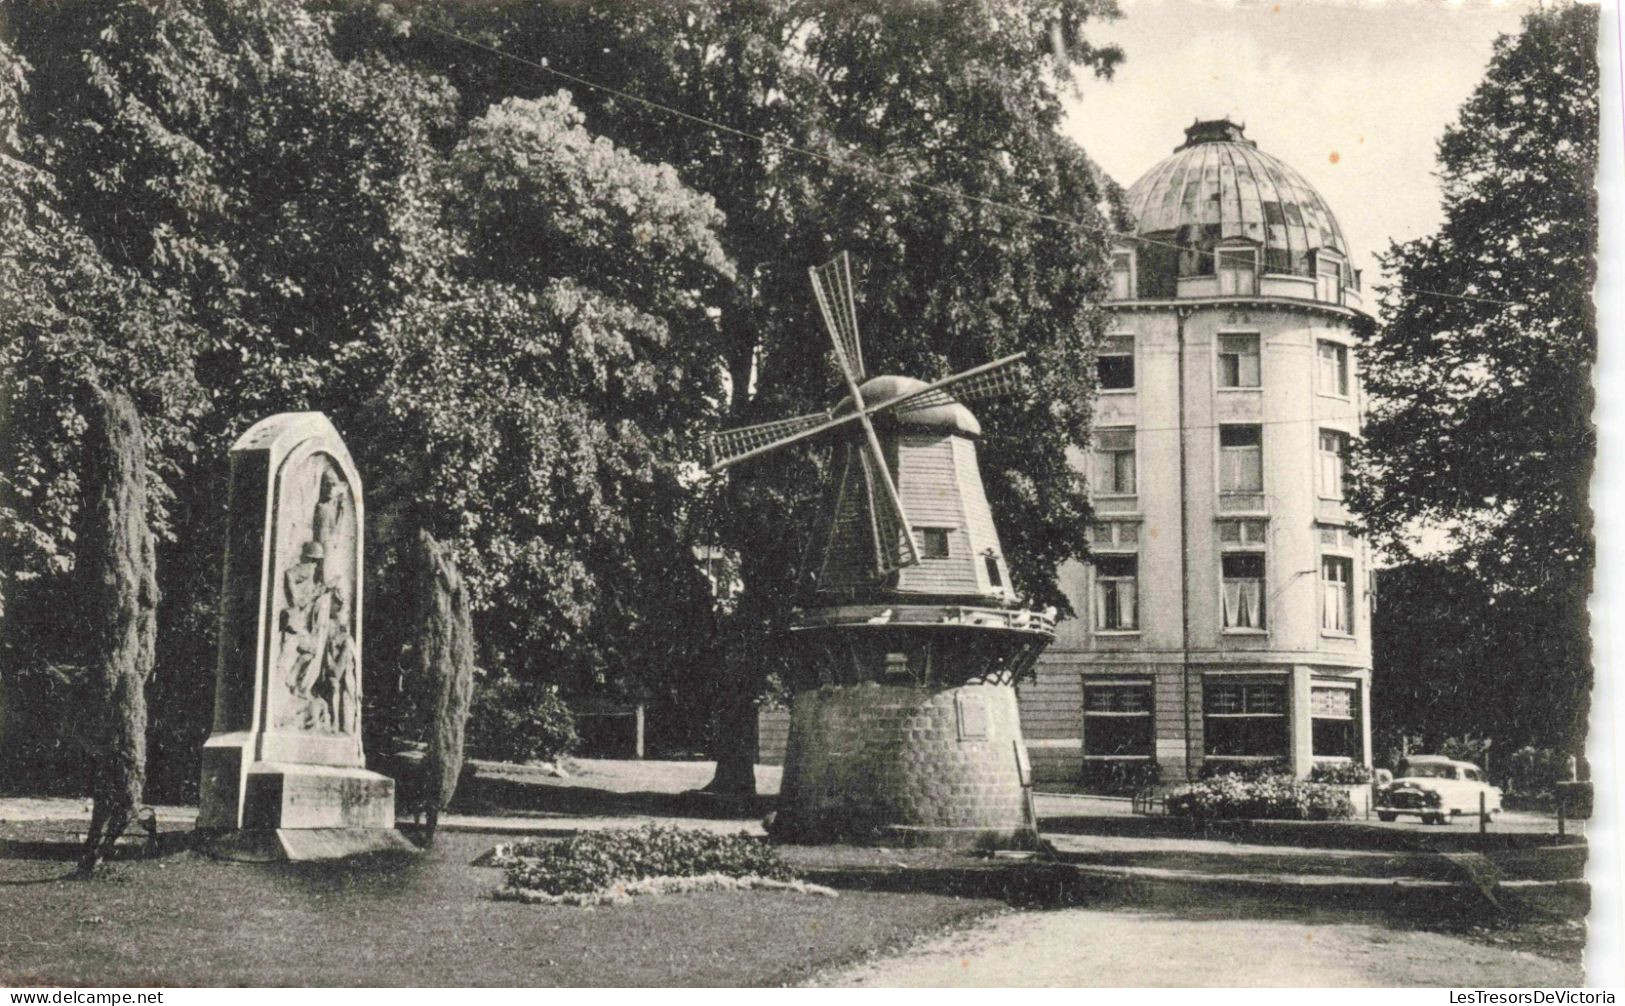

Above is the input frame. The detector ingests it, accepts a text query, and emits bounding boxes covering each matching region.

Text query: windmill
[706,253,1028,594]
[711,253,1055,849]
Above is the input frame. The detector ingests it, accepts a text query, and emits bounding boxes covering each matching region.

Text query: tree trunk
[411,530,475,846]
[703,688,758,797]
[75,388,158,877]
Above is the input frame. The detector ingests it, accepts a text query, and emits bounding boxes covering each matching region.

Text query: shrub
[499,825,797,897]
[1309,762,1373,785]
[1165,774,1354,821]
[464,676,578,764]
[1081,759,1161,794]
[1199,758,1290,781]
[1506,746,1569,796]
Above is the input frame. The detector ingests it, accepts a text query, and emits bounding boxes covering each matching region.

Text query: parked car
[1375,755,1502,825]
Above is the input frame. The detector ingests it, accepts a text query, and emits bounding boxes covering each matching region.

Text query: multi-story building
[1019,118,1373,789]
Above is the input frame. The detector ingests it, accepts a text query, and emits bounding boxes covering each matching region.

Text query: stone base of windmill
[770,683,1040,850]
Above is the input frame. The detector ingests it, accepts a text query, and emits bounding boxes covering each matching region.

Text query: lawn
[0,821,1004,987]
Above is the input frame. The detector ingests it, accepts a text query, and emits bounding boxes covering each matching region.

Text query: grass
[0,821,1000,987]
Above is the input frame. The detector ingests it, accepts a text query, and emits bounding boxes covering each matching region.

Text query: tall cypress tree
[75,388,159,876]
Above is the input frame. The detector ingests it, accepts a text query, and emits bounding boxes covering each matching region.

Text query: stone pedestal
[196,412,408,859]
[773,683,1038,849]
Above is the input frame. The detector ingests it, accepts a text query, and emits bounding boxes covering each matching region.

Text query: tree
[73,388,159,876]
[7,2,736,791]
[1350,5,1597,756]
[0,34,203,790]
[378,0,1125,793]
[401,530,475,846]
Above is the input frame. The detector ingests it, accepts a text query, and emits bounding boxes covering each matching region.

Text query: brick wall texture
[774,682,1031,842]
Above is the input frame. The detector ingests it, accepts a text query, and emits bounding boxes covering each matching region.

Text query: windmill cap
[834,375,982,437]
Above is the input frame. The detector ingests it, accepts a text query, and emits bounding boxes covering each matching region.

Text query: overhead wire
[418,21,1530,311]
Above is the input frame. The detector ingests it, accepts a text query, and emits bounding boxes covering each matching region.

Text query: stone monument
[197,412,409,859]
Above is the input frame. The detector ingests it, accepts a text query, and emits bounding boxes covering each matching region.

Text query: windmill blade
[815,444,874,587]
[705,410,846,471]
[884,352,1029,415]
[858,441,920,577]
[810,253,865,385]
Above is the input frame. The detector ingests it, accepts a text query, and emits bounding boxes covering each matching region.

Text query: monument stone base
[201,826,417,863]
[771,682,1039,850]
[199,737,406,860]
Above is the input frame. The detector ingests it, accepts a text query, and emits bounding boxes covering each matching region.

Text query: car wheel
[1377,812,1397,822]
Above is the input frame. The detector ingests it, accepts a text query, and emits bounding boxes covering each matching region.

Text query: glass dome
[1123,119,1351,294]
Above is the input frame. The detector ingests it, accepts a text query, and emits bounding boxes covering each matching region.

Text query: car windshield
[1400,763,1458,780]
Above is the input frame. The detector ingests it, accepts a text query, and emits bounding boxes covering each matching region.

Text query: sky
[1059,0,1539,284]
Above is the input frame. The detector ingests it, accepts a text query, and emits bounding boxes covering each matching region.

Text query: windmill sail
[810,253,865,383]
[889,353,1028,415]
[815,443,916,588]
[705,410,834,471]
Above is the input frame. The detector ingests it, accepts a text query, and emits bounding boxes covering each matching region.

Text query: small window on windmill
[883,652,913,683]
[916,528,952,559]
[984,552,1005,588]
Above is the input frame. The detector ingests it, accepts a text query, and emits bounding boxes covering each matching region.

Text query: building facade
[1018,119,1374,788]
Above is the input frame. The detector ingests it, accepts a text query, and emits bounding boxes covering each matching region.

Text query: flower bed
[493,824,805,902]
[1165,773,1354,821]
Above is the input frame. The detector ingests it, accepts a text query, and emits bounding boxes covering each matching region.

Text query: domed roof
[1124,119,1347,278]
[833,375,981,438]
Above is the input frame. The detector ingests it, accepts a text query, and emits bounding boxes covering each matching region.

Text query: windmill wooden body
[708,254,1054,847]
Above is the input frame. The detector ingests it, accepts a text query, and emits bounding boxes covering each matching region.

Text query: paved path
[0,796,765,837]
[810,907,1583,987]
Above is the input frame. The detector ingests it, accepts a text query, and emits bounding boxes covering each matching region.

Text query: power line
[419,21,1531,312]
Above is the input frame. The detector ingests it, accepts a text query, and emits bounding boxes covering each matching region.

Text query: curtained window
[1317,341,1350,397]
[1320,556,1354,634]
[1219,425,1263,494]
[1222,553,1266,630]
[1318,429,1349,499]
[1093,555,1139,631]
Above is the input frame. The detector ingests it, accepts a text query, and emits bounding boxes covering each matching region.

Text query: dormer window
[1216,245,1258,296]
[1314,250,1345,303]
[1110,251,1135,301]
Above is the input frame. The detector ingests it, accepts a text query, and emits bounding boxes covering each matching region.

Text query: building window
[1093,556,1138,632]
[983,553,1004,588]
[1218,334,1261,389]
[1217,519,1268,546]
[1110,251,1135,301]
[1217,247,1258,296]
[1093,428,1136,496]
[916,528,951,559]
[1204,680,1287,758]
[1089,521,1140,547]
[1321,555,1354,634]
[1221,553,1266,630]
[1219,424,1263,499]
[1311,684,1360,759]
[1084,683,1153,758]
[1098,335,1135,390]
[1318,429,1349,499]
[1317,341,1350,397]
[1316,257,1343,303]
[1317,524,1353,549]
